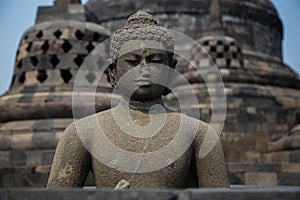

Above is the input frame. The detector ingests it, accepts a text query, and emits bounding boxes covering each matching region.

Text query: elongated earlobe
[163,58,177,96]
[171,58,177,69]
[107,58,117,87]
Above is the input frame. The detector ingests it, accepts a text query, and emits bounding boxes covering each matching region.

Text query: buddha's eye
[150,59,163,63]
[125,59,140,66]
[148,55,165,63]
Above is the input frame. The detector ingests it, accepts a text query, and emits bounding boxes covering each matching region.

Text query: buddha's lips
[134,79,152,86]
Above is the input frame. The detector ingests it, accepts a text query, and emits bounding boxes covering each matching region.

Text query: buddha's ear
[170,58,177,69]
[107,58,117,87]
[163,58,177,96]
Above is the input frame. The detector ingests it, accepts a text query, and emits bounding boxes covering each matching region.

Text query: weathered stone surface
[36,0,88,24]
[245,172,277,186]
[9,152,27,166]
[1,0,300,187]
[0,187,300,200]
[87,0,283,60]
[227,162,300,186]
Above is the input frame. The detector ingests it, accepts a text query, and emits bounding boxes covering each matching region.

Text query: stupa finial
[206,0,224,35]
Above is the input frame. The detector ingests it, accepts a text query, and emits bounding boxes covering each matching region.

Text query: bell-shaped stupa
[0,0,111,186]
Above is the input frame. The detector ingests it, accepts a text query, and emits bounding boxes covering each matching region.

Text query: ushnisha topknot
[110,10,174,60]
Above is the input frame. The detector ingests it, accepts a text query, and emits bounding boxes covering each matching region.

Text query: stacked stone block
[0,1,110,186]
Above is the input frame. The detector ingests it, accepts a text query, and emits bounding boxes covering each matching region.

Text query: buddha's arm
[194,126,230,187]
[47,123,91,188]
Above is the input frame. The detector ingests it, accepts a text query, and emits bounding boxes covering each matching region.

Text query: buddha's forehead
[118,40,168,58]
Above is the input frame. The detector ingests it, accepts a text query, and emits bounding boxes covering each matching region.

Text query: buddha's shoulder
[167,111,209,128]
[165,112,211,142]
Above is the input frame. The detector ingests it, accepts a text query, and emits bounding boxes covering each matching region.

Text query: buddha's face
[111,47,175,101]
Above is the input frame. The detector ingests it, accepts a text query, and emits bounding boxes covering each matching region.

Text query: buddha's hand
[114,179,130,189]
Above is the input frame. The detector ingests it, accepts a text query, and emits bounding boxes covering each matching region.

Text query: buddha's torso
[82,104,201,188]
[47,102,229,188]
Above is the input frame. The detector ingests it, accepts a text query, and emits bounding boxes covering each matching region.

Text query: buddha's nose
[138,63,150,77]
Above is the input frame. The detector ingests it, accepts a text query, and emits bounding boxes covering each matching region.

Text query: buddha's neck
[119,97,164,112]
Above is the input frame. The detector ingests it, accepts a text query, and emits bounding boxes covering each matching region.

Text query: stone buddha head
[108,11,177,101]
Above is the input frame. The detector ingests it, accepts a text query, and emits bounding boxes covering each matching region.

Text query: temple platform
[0,186,299,200]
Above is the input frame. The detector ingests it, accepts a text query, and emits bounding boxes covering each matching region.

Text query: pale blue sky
[0,0,299,95]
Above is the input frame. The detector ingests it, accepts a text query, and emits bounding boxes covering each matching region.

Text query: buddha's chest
[91,146,194,188]
[89,111,197,188]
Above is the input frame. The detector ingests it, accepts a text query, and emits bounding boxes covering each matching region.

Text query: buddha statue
[47,11,229,189]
